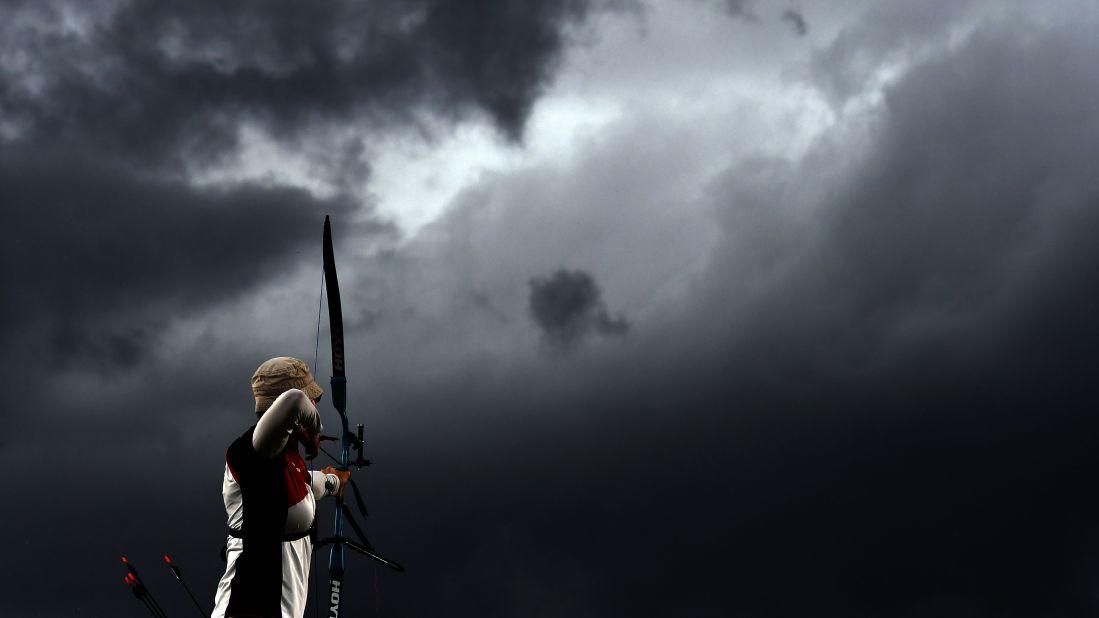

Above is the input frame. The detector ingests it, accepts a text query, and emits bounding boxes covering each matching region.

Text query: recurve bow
[318,215,403,617]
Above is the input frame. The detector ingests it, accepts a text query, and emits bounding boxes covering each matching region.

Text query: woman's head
[251,356,325,415]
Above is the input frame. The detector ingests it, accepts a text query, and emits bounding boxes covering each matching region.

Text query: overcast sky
[4,1,1099,616]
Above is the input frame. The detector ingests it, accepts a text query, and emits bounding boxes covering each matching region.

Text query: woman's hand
[322,466,351,497]
[294,425,321,459]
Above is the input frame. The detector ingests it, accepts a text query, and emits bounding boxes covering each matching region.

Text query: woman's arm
[252,389,323,458]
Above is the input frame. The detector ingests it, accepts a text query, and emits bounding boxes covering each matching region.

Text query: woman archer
[211,356,350,618]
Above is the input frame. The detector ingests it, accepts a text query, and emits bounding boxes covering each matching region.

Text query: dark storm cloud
[528,268,629,347]
[0,147,361,369]
[603,12,1099,616]
[10,4,1099,618]
[713,13,1099,382]
[321,8,1099,617]
[781,8,808,36]
[0,0,613,369]
[0,0,602,167]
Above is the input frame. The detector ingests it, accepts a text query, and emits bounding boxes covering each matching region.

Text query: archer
[211,356,351,618]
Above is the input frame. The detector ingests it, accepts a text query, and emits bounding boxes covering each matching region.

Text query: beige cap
[251,357,325,414]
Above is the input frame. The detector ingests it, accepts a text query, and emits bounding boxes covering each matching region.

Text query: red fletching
[163,554,172,565]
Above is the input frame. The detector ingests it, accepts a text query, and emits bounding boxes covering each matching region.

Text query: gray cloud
[807,0,971,105]
[528,268,629,347]
[722,0,757,20]
[781,8,808,36]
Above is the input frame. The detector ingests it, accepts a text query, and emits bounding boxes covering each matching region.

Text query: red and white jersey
[211,389,339,618]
